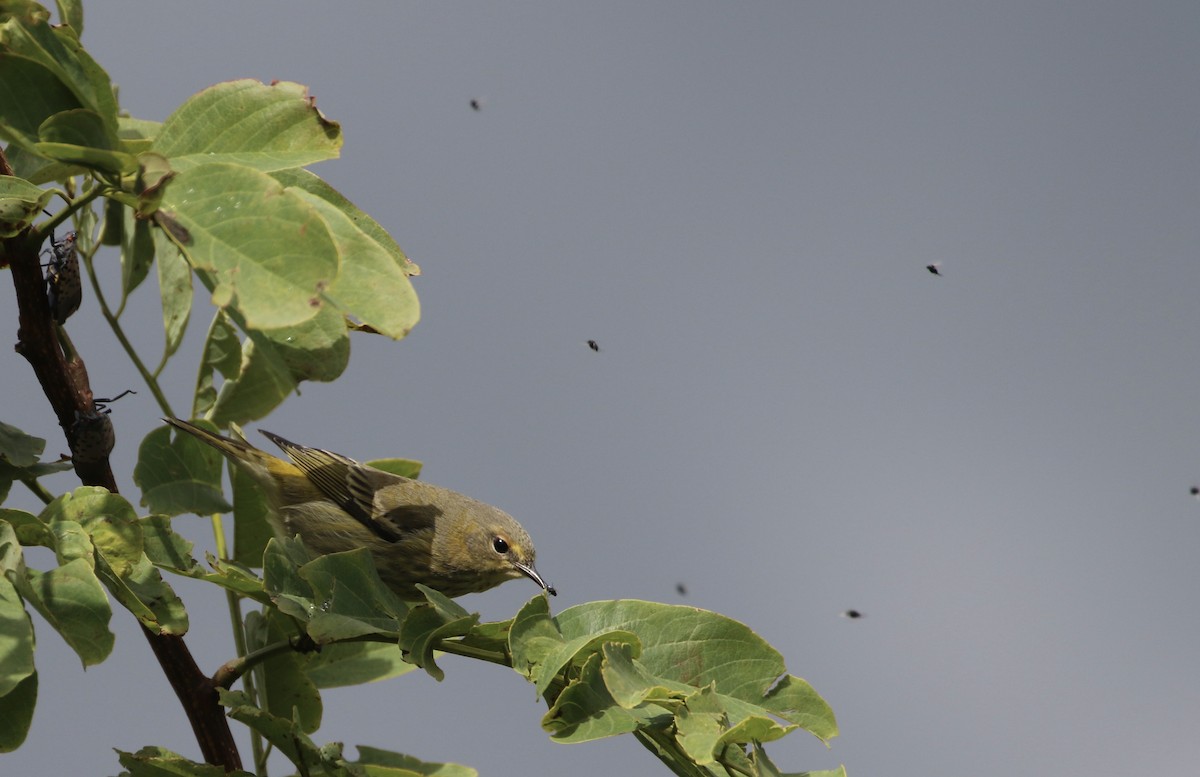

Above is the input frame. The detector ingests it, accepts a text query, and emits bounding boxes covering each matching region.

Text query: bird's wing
[345,466,442,542]
[260,430,410,542]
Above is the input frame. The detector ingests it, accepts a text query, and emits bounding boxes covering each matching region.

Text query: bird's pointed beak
[514,561,557,596]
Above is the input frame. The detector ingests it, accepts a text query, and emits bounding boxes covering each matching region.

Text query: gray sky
[4,2,1199,775]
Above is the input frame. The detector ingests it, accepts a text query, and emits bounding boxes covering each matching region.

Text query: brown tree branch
[2,158,242,771]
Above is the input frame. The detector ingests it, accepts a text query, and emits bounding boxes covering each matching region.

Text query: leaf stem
[212,636,306,691]
[79,237,174,416]
[19,477,56,505]
[435,636,511,666]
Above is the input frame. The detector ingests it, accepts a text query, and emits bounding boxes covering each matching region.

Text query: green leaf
[154,225,193,362]
[598,640,683,710]
[56,0,84,38]
[135,424,231,517]
[206,327,296,426]
[0,16,118,130]
[153,80,341,173]
[263,537,318,622]
[256,305,351,385]
[42,486,142,577]
[231,462,273,567]
[0,16,118,170]
[508,593,566,682]
[43,518,92,565]
[542,648,666,743]
[219,689,338,777]
[257,608,322,733]
[121,209,156,299]
[0,671,36,753]
[353,745,477,777]
[299,548,406,642]
[20,558,114,667]
[554,600,837,741]
[0,175,54,237]
[269,168,419,276]
[0,563,35,696]
[674,685,725,765]
[0,420,72,489]
[300,639,417,689]
[534,628,641,699]
[118,115,162,143]
[159,162,340,331]
[397,586,478,681]
[284,179,419,340]
[0,419,50,468]
[139,515,202,575]
[193,311,241,418]
[115,745,254,777]
[0,27,76,151]
[196,553,270,603]
[35,108,136,174]
[452,617,511,660]
[749,744,846,777]
[93,552,188,635]
[0,509,52,548]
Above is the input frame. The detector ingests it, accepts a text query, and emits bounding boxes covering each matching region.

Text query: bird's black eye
[492,536,509,554]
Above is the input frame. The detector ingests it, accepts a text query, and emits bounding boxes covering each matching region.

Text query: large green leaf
[0,13,118,167]
[134,424,231,517]
[507,597,838,773]
[555,600,837,741]
[42,487,142,577]
[283,180,419,340]
[20,559,114,667]
[159,162,340,331]
[153,79,341,173]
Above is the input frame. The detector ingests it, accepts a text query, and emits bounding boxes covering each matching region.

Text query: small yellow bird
[164,418,554,600]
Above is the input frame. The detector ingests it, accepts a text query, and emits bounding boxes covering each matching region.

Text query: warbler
[164,418,555,600]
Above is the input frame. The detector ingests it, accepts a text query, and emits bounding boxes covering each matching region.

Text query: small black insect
[675,582,688,596]
[44,231,82,323]
[587,340,600,352]
[841,609,863,619]
[1191,486,1199,497]
[69,390,136,464]
[70,408,115,464]
[925,263,942,277]
[469,98,481,112]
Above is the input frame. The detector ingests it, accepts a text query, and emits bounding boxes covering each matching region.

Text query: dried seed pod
[45,231,82,324]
